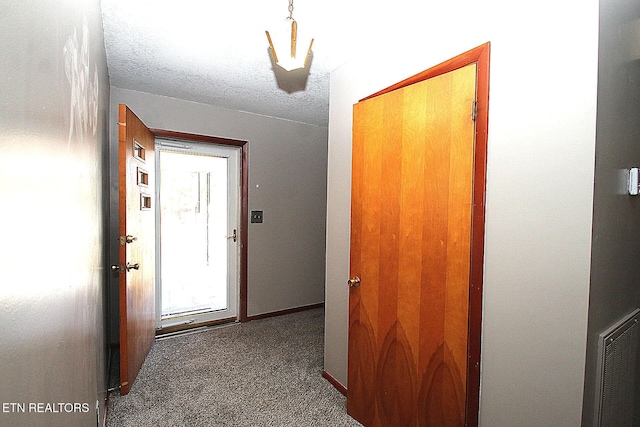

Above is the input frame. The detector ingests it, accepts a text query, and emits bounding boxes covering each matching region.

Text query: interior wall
[108,88,328,342]
[0,1,110,426]
[324,0,599,425]
[582,0,640,425]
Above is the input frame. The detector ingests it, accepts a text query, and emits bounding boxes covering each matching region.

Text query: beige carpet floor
[106,308,362,427]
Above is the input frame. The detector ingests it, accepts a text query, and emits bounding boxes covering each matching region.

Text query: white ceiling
[100,0,402,127]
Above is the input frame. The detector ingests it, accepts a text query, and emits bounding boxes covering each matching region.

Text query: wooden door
[347,62,480,426]
[118,104,156,395]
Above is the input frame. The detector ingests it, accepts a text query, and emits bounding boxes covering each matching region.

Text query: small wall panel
[594,308,640,427]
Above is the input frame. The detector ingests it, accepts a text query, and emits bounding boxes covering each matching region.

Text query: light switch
[251,210,263,223]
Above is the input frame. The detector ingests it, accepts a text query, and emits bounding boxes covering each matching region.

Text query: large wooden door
[347,61,482,426]
[118,105,156,395]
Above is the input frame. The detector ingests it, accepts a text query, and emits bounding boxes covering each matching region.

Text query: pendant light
[265,0,314,71]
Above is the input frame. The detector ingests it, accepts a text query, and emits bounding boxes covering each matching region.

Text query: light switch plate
[629,168,639,196]
[251,210,263,223]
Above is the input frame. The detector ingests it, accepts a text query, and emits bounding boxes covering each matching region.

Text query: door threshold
[156,316,238,338]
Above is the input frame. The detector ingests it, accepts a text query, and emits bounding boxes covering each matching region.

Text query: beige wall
[324,0,599,425]
[107,88,328,341]
[0,1,110,426]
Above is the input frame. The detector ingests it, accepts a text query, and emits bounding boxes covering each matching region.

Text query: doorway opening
[153,132,248,334]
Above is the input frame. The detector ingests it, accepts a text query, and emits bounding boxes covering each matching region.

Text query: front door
[155,141,241,330]
[118,104,156,395]
[347,55,487,426]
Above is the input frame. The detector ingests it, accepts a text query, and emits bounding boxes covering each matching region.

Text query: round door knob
[347,276,361,288]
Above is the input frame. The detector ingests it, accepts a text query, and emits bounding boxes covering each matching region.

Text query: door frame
[358,42,490,426]
[151,129,249,323]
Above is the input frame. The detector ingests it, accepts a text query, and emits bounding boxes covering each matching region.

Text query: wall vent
[594,308,640,427]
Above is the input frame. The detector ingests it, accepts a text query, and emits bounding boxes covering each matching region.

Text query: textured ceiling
[100,0,401,127]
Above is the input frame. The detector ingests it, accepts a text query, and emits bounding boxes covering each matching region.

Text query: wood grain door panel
[118,104,156,395]
[347,63,478,426]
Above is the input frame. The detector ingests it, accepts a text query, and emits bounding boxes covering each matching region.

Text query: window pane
[159,151,228,318]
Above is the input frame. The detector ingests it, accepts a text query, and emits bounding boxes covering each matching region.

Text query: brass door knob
[347,276,361,288]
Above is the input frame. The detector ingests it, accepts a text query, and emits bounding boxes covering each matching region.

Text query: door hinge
[472,101,478,122]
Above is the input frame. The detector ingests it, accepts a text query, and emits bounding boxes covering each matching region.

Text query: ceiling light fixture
[265,0,314,71]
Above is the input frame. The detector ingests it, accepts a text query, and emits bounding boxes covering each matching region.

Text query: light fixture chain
[266,0,312,71]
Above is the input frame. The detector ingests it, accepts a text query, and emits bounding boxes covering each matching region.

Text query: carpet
[106,308,362,426]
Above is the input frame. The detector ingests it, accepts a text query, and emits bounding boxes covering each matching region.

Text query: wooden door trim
[360,42,490,427]
[151,128,250,323]
[118,105,130,394]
